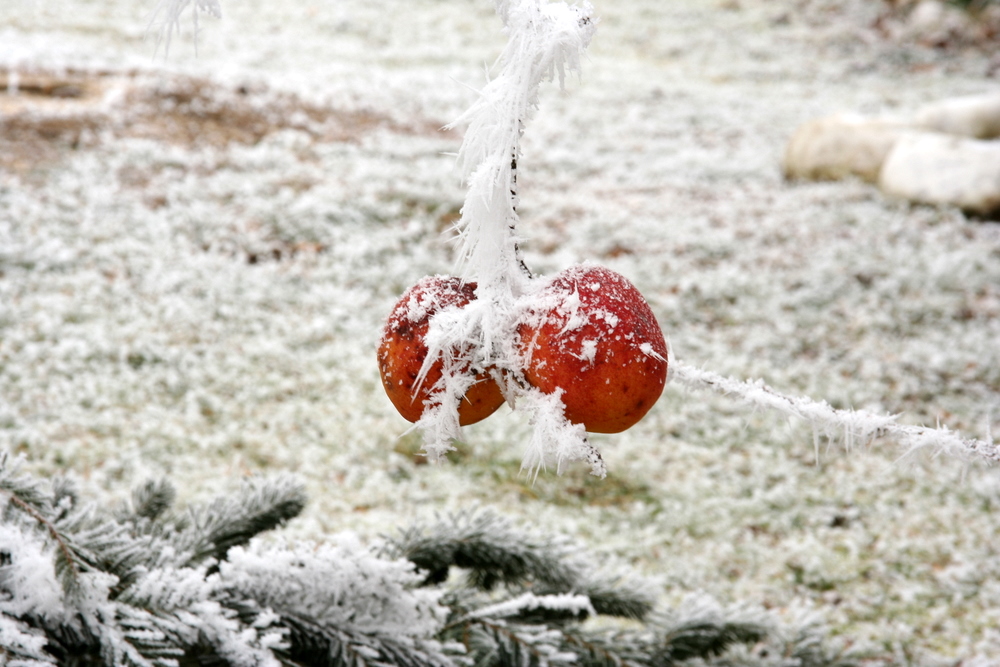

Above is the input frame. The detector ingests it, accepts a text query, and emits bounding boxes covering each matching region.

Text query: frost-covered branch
[147,0,222,56]
[467,592,595,622]
[671,358,1000,465]
[448,0,595,294]
[384,508,582,591]
[174,474,307,566]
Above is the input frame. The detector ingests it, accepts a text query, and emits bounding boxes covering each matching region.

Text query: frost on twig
[670,358,1000,466]
[147,0,222,56]
[448,0,595,295]
[520,390,606,479]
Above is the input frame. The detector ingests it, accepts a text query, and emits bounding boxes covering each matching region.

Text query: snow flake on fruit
[596,310,619,329]
[639,342,666,362]
[578,339,598,364]
[555,290,587,332]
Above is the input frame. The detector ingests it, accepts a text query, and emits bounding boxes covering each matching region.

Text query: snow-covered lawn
[2,0,999,662]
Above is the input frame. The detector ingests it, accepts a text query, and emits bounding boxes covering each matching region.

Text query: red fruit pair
[377,266,668,433]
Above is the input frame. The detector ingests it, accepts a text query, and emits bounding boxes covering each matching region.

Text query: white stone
[783,113,913,183]
[878,132,1000,218]
[904,0,974,44]
[914,92,1000,140]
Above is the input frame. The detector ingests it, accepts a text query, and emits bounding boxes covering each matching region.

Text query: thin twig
[670,359,999,465]
[5,492,83,587]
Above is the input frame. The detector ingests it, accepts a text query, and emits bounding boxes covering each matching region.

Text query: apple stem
[511,136,535,280]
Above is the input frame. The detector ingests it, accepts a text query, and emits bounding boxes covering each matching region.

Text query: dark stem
[7,493,82,586]
[511,124,533,279]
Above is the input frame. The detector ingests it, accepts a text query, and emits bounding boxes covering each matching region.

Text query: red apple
[518,265,667,433]
[378,276,505,425]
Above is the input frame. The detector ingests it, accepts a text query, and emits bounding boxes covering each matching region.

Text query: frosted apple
[378,276,505,425]
[518,265,668,433]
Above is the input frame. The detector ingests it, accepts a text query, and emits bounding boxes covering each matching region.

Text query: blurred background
[1,0,999,662]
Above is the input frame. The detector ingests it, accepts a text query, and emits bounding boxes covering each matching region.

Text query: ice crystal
[148,0,222,55]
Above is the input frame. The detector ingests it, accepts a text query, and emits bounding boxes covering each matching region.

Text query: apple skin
[518,265,667,433]
[378,276,505,425]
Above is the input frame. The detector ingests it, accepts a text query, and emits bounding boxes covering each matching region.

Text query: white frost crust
[414,272,605,473]
[520,389,605,479]
[467,592,595,620]
[411,0,998,476]
[0,524,68,621]
[219,535,448,640]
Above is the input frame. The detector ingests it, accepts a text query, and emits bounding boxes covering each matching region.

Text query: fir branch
[276,613,453,667]
[447,596,777,667]
[5,493,84,594]
[112,566,239,665]
[671,359,1000,465]
[0,613,58,666]
[0,465,861,667]
[465,593,593,626]
[0,453,53,517]
[176,475,307,566]
[0,456,149,606]
[390,510,655,624]
[215,535,449,666]
[779,616,866,667]
[654,617,769,664]
[64,517,157,595]
[40,616,102,666]
[130,480,177,523]
[445,616,578,667]
[644,596,776,667]
[385,510,577,591]
[48,489,183,600]
[0,455,86,598]
[559,630,647,667]
[551,574,655,622]
[50,477,81,523]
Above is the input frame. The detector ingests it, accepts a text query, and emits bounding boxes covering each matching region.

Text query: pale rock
[904,0,974,45]
[783,113,913,183]
[914,92,1000,140]
[878,132,1000,218]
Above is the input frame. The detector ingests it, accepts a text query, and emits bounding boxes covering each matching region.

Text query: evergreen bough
[0,453,872,667]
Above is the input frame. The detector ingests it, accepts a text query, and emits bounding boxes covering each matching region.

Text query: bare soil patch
[0,67,452,177]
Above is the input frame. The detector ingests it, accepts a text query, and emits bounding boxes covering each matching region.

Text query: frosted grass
[2,0,1000,662]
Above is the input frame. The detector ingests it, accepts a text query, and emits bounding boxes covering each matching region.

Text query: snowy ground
[2,0,1000,663]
